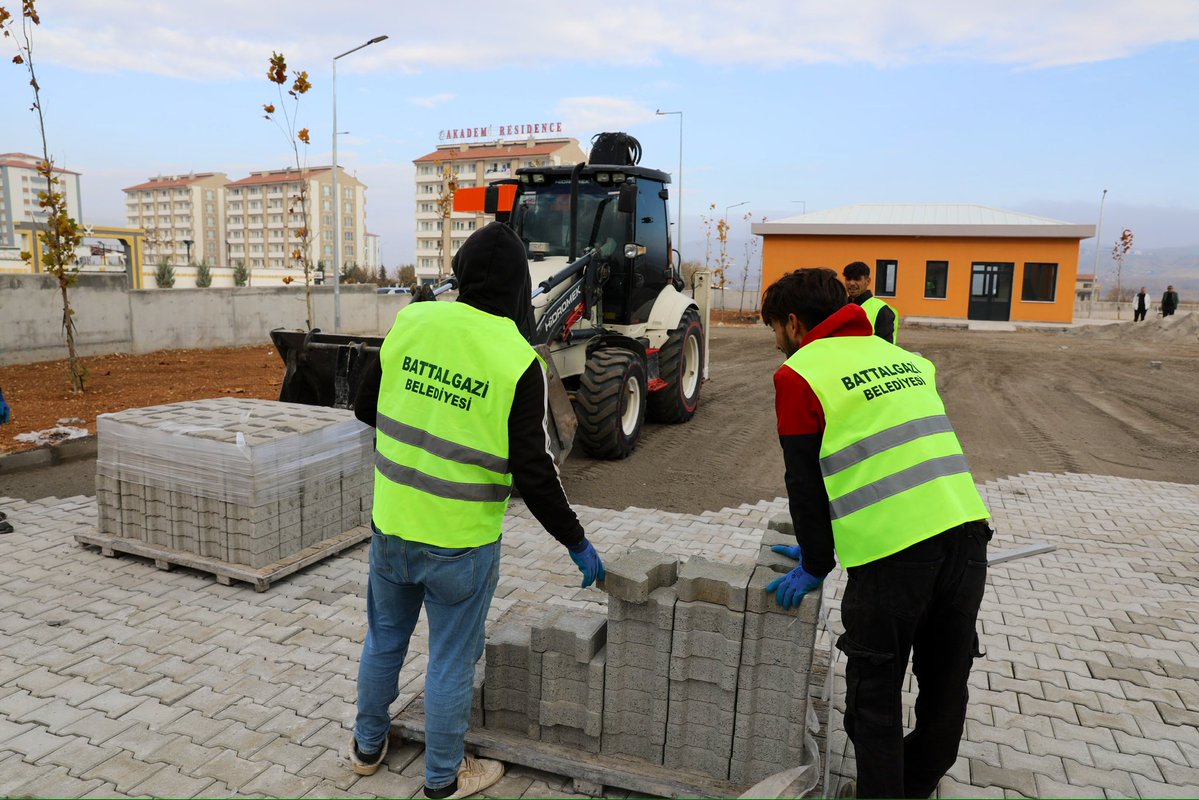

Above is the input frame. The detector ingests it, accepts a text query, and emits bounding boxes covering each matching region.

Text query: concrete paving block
[675,556,752,611]
[663,740,730,780]
[607,619,672,650]
[671,599,746,640]
[745,565,823,618]
[740,632,816,671]
[606,646,670,677]
[742,605,819,642]
[539,701,602,736]
[671,626,743,665]
[766,514,793,535]
[608,586,676,628]
[668,677,736,713]
[483,686,534,713]
[485,708,536,738]
[540,723,600,754]
[531,608,606,662]
[601,701,669,732]
[668,653,739,691]
[602,549,679,602]
[756,542,797,573]
[602,730,663,765]
[486,623,534,667]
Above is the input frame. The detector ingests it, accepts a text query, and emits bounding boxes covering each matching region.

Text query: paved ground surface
[2,470,1197,798]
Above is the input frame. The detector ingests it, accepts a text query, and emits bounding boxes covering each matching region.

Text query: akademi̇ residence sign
[439,122,564,141]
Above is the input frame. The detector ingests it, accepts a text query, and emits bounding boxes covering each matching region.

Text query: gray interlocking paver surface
[0,471,1196,797]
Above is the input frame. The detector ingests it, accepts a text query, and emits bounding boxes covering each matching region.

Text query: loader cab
[513,165,672,327]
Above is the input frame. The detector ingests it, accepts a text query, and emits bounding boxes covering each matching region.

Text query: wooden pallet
[74,525,371,592]
[392,697,745,799]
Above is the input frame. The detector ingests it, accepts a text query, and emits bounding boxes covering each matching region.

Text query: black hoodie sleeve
[874,306,896,344]
[353,358,382,428]
[508,359,585,549]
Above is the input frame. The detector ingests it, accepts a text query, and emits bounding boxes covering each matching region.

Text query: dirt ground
[3,319,1199,509]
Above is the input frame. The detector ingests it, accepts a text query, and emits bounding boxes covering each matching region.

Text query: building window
[924,261,948,299]
[875,260,897,297]
[1022,262,1058,302]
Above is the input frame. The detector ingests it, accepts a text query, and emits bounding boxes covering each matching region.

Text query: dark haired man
[842,261,897,343]
[761,267,991,798]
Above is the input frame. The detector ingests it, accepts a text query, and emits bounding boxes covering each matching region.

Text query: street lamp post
[332,34,388,332]
[1092,189,1107,316]
[655,109,683,259]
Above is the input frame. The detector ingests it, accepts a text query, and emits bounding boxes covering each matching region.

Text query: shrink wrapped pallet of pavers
[95,397,373,569]
[529,606,607,753]
[664,556,753,780]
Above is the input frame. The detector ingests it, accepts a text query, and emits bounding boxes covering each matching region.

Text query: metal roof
[752,203,1095,239]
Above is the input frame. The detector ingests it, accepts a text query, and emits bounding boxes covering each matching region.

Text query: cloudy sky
[3,0,1197,268]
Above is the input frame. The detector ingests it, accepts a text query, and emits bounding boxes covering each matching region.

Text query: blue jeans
[354,530,500,790]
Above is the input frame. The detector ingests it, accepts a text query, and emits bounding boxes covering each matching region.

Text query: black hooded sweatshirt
[354,222,584,548]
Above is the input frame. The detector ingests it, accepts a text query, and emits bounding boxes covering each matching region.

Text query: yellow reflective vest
[860,296,898,344]
[372,301,541,547]
[785,335,989,567]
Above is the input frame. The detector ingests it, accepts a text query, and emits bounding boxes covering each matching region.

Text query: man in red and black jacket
[762,267,991,799]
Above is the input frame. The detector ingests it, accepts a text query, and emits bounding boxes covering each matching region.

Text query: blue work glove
[767,544,824,609]
[566,537,605,589]
[0,387,9,425]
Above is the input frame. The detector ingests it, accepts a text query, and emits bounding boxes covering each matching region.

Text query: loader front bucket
[269,329,577,466]
[270,328,383,410]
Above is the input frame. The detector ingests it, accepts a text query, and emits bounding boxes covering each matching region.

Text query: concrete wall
[0,273,406,365]
[1,273,133,364]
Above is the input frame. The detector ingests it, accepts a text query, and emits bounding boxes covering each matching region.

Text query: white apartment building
[225,167,365,275]
[1,152,83,247]
[124,173,228,266]
[412,137,587,284]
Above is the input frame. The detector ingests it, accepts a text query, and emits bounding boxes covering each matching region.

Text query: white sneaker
[447,754,504,798]
[348,733,388,776]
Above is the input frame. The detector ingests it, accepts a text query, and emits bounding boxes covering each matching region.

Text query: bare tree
[3,2,86,391]
[1112,228,1134,320]
[263,52,315,327]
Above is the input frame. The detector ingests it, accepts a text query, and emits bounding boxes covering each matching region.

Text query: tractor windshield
[513,179,628,261]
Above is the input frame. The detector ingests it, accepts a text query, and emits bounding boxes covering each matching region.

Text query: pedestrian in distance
[1133,287,1150,322]
[348,221,605,798]
[761,267,992,799]
[842,261,898,344]
[1162,285,1180,317]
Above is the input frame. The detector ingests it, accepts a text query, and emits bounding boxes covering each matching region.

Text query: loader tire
[574,349,647,460]
[648,307,703,423]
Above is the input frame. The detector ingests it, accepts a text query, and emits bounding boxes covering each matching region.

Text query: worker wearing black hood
[349,222,603,797]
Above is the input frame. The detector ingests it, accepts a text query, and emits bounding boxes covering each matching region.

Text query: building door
[969,262,1014,321]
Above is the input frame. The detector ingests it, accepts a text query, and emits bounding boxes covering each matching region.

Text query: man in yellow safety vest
[761,267,991,798]
[348,222,605,798]
[843,261,897,343]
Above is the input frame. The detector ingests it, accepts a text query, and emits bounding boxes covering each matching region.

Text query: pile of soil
[1065,311,1199,343]
[0,346,282,454]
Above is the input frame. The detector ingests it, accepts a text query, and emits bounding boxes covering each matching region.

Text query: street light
[724,201,749,225]
[332,34,388,332]
[655,109,683,257]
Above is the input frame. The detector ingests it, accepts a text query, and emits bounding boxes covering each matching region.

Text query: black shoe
[0,521,12,535]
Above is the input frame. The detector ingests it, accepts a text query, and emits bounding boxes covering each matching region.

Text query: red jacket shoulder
[774,364,824,436]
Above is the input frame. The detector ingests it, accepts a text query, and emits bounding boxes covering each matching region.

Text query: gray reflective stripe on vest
[375,452,511,503]
[376,412,508,474]
[821,415,956,476]
[829,454,972,520]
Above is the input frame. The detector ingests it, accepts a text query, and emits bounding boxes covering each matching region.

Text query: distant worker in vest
[348,221,606,798]
[1133,286,1150,322]
[760,268,992,799]
[843,261,897,343]
[1162,285,1180,317]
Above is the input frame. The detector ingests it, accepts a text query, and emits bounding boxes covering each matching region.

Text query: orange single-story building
[752,204,1096,323]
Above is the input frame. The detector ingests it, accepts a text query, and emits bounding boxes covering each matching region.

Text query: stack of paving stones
[482,622,537,736]
[95,397,373,569]
[602,549,679,764]
[531,607,608,753]
[664,556,753,779]
[732,525,822,784]
[479,535,822,788]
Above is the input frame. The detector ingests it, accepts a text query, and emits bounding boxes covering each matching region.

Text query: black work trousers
[837,520,991,799]
[1134,307,1147,322]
